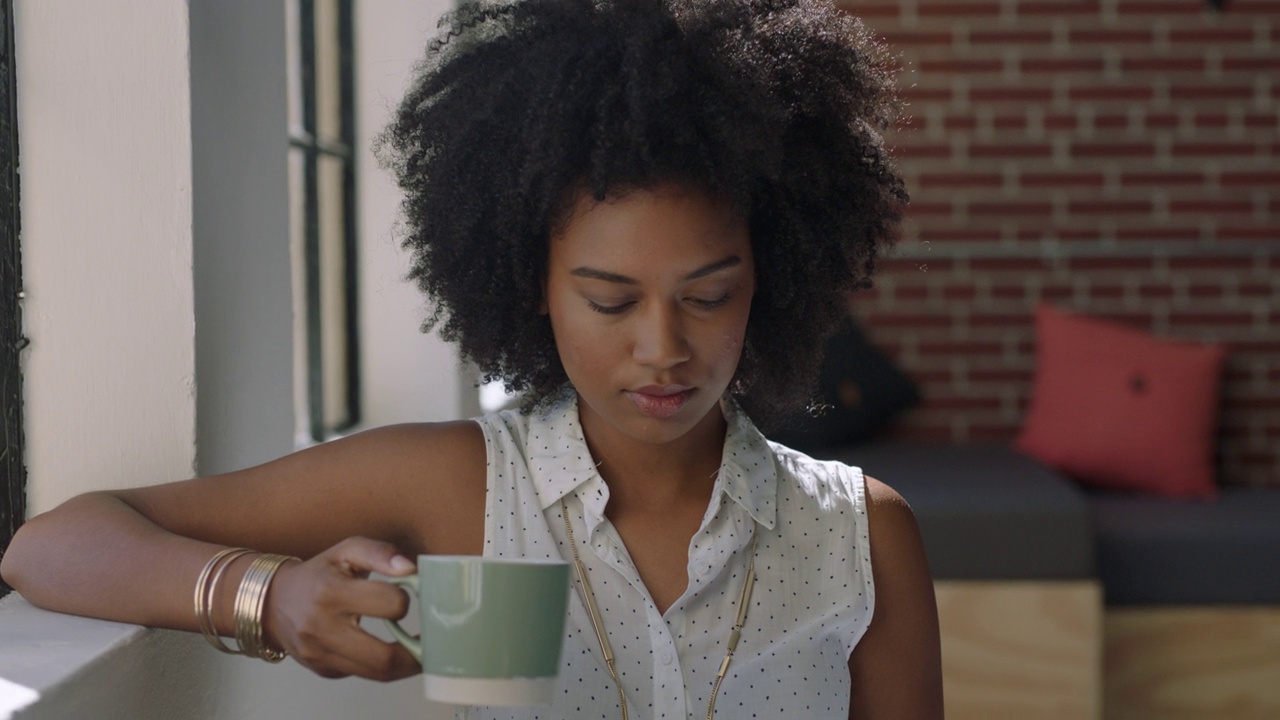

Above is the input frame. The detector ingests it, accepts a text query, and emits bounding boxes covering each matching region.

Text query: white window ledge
[0,594,145,719]
[0,593,445,719]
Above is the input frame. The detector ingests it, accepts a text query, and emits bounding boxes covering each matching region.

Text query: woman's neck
[578,401,726,515]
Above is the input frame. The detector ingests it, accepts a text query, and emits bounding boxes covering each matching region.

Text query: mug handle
[383,575,422,663]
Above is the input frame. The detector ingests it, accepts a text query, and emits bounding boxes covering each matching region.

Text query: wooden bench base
[1104,606,1280,720]
[934,580,1103,720]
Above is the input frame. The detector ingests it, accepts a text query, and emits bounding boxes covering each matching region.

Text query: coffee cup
[384,556,571,707]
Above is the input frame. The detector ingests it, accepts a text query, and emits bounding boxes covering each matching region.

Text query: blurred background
[840,0,1278,488]
[0,1,1275,719]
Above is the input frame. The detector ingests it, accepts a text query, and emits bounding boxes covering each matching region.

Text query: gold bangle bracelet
[233,555,272,659]
[194,548,254,655]
[232,553,297,663]
[232,558,264,658]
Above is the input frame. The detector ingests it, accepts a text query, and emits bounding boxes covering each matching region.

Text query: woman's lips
[626,385,693,418]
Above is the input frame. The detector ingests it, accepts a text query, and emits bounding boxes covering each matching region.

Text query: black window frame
[289,0,360,443]
[1,0,24,598]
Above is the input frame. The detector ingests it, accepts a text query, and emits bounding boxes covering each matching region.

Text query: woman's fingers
[331,624,422,681]
[325,536,416,579]
[291,624,420,681]
[263,537,421,681]
[307,574,417,679]
[309,542,414,622]
[341,574,412,621]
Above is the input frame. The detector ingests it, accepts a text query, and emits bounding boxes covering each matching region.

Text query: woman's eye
[586,293,730,314]
[690,293,731,309]
[587,300,633,315]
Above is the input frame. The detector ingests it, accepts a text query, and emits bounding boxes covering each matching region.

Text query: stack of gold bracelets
[193,547,299,663]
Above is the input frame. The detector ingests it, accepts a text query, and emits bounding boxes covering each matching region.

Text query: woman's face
[543,184,755,449]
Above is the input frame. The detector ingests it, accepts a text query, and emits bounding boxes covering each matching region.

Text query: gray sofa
[814,441,1280,720]
[823,442,1280,605]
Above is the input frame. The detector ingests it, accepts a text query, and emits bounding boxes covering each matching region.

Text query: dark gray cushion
[819,443,1096,580]
[769,318,921,452]
[1088,487,1280,605]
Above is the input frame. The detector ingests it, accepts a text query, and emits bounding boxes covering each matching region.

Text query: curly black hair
[377,0,907,429]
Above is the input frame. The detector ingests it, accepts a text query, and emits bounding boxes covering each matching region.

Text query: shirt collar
[527,391,778,531]
[526,390,603,516]
[717,397,779,530]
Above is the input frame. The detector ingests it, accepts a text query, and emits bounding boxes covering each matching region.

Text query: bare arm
[847,476,944,720]
[0,420,486,679]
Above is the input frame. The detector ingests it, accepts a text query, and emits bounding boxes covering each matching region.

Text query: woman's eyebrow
[685,256,742,280]
[569,267,637,284]
[569,255,742,284]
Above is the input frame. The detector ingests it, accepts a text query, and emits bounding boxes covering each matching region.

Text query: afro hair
[377,0,907,428]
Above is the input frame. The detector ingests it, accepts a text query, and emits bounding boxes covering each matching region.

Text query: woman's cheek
[560,332,606,378]
[717,328,746,367]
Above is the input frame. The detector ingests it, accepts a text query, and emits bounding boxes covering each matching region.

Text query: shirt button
[659,649,674,665]
[697,562,713,577]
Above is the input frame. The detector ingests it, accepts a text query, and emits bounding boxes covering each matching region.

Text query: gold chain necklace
[559,498,758,720]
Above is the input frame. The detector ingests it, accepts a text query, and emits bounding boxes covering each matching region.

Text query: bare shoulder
[848,473,944,719]
[862,475,926,557]
[864,474,915,519]
[860,473,930,588]
[335,419,489,556]
[341,419,486,480]
[116,419,488,561]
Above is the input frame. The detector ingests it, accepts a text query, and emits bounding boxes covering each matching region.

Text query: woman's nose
[632,303,692,368]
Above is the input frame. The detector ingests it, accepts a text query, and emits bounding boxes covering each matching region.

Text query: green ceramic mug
[384,556,571,706]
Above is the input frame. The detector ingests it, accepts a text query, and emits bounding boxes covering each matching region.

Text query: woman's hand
[262,536,421,681]
[2,422,484,678]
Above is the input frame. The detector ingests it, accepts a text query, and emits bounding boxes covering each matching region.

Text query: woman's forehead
[550,184,750,262]
[547,185,752,279]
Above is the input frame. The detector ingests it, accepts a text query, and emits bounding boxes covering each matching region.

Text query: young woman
[2,0,942,717]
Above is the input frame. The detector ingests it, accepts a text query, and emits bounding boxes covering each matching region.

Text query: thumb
[332,536,417,577]
[387,553,417,576]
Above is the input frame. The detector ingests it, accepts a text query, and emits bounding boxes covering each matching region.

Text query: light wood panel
[1105,607,1280,720]
[934,580,1103,720]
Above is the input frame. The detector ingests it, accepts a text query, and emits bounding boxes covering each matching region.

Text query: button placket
[647,609,686,719]
[594,525,647,598]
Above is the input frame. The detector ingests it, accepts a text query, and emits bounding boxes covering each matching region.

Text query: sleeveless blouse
[461,393,874,720]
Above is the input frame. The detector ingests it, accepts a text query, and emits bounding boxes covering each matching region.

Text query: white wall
[3,0,458,717]
[357,0,474,425]
[15,0,198,516]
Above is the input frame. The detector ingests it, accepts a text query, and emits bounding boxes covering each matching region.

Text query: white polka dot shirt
[462,392,874,720]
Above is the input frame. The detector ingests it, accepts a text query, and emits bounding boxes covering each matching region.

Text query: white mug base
[424,674,557,707]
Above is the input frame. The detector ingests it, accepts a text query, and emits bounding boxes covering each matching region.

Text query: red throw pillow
[1016,303,1227,499]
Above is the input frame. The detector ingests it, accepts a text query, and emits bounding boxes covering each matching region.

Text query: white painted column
[15,0,197,514]
[4,1,458,717]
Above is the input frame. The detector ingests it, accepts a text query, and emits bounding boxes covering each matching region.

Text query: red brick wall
[840,0,1279,487]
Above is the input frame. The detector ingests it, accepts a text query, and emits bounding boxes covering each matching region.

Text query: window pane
[318,153,349,429]
[288,148,311,442]
[314,0,342,144]
[285,0,305,137]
